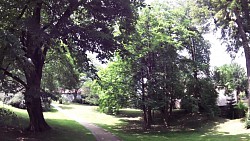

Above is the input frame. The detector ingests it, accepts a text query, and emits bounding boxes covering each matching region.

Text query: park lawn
[0,103,95,141]
[56,103,250,141]
[105,130,249,141]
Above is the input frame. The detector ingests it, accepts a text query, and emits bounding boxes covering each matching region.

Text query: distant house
[216,87,237,107]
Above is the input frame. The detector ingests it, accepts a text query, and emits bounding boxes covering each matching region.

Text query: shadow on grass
[98,119,250,141]
[106,109,229,133]
[1,107,95,141]
[1,119,95,141]
[116,109,142,118]
[95,109,250,141]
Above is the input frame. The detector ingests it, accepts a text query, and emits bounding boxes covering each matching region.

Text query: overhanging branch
[50,0,80,36]
[0,67,27,88]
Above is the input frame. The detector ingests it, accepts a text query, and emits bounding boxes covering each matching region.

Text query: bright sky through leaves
[145,0,246,70]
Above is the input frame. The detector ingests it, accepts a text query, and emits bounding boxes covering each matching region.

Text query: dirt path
[215,119,250,135]
[51,104,121,141]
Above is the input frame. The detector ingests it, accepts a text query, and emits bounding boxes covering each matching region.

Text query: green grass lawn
[2,102,250,141]
[55,103,250,141]
[0,103,95,141]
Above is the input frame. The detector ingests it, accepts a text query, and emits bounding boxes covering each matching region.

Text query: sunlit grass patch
[56,103,124,126]
[56,102,250,141]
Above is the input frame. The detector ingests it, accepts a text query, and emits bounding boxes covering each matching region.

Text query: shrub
[181,96,199,113]
[59,98,63,104]
[72,98,82,104]
[42,97,52,112]
[0,108,18,126]
[7,93,25,109]
[6,93,52,111]
[85,94,99,105]
[235,101,248,118]
[199,79,219,117]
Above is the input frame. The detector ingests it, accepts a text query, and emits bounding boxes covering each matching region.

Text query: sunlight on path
[215,119,250,135]
[51,103,121,141]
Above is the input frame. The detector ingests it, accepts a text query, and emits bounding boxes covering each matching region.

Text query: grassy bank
[0,103,95,141]
[55,103,250,141]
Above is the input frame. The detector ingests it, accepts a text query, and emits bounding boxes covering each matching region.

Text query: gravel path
[51,104,121,141]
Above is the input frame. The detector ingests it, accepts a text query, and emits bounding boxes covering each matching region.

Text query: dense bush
[182,79,219,117]
[199,80,220,117]
[6,93,25,109]
[59,98,63,104]
[234,101,247,118]
[4,93,52,111]
[60,96,71,104]
[42,97,52,112]
[181,96,199,113]
[84,94,99,105]
[81,84,100,105]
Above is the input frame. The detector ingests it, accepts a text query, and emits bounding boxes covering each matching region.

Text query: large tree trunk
[23,48,51,132]
[25,86,51,132]
[234,9,250,118]
[243,44,250,112]
[18,0,51,131]
[25,73,51,132]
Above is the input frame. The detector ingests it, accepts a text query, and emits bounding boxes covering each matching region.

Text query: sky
[204,32,246,70]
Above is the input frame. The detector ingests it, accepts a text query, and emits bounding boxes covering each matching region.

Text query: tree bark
[25,86,51,132]
[22,28,50,131]
[24,73,51,132]
[234,9,250,113]
[160,106,169,126]
[141,67,148,129]
[146,106,152,128]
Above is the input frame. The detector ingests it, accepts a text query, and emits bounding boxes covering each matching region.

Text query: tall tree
[197,0,250,115]
[88,0,215,129]
[97,55,133,114]
[0,0,143,132]
[102,0,212,128]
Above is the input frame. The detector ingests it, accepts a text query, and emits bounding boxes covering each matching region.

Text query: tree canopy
[0,0,143,132]
[91,0,217,128]
[196,0,250,127]
[1,0,250,133]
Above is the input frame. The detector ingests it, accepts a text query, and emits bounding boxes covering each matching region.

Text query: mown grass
[0,103,95,141]
[55,103,250,141]
[111,131,250,141]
